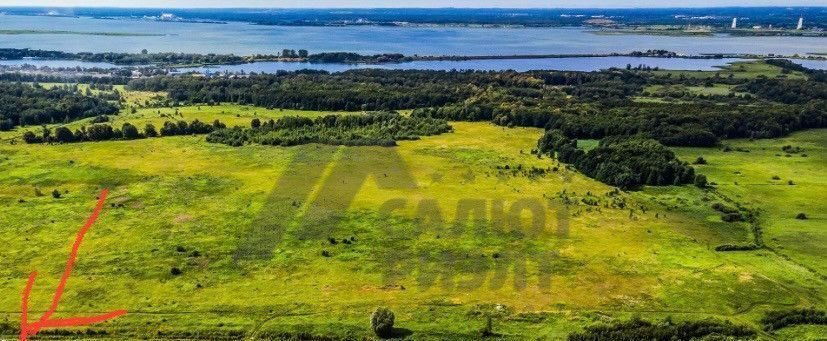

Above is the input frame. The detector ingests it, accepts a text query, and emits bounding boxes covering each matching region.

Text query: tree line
[206,111,451,147]
[567,317,755,341]
[760,308,826,332]
[2,48,411,66]
[0,48,246,66]
[22,119,226,144]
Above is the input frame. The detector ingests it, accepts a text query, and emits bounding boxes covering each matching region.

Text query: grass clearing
[649,60,808,80]
[672,129,827,276]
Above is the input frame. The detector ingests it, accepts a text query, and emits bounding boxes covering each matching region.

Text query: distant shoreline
[3,50,826,71]
[591,28,827,38]
[0,29,164,37]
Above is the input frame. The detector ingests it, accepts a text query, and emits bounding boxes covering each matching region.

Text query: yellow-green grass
[649,60,807,80]
[0,114,823,339]
[31,82,165,107]
[668,129,827,340]
[576,139,599,152]
[671,129,827,277]
[634,83,749,103]
[643,83,747,96]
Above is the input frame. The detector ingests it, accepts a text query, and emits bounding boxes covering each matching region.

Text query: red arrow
[19,188,127,341]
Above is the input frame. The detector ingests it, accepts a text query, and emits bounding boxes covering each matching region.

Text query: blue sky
[1,1,825,8]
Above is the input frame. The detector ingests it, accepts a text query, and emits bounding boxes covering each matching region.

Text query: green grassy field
[649,60,808,80]
[0,94,824,339]
[671,130,827,276]
[643,83,747,96]
[631,60,804,104]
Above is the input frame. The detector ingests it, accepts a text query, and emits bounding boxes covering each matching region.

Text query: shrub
[90,115,110,123]
[715,244,760,251]
[251,118,261,128]
[51,189,62,199]
[694,156,707,165]
[22,131,42,144]
[86,124,115,141]
[370,307,395,338]
[795,213,808,220]
[144,123,158,137]
[54,127,75,143]
[480,316,495,337]
[711,202,738,214]
[170,267,183,276]
[781,145,803,154]
[721,212,745,222]
[694,174,708,188]
[122,123,141,140]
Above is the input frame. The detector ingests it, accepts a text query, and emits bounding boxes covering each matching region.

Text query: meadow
[0,86,824,339]
[649,60,809,80]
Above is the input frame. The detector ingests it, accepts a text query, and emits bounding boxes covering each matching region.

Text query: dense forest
[121,64,827,189]
[537,130,698,189]
[0,72,131,85]
[206,112,451,147]
[0,83,119,131]
[127,70,481,110]
[127,67,826,149]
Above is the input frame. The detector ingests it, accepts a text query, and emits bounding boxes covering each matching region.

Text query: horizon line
[1,5,826,10]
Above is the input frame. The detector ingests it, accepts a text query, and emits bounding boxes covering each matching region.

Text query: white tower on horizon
[797,16,804,30]
[731,17,738,29]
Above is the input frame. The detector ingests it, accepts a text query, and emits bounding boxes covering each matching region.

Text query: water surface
[1,14,825,56]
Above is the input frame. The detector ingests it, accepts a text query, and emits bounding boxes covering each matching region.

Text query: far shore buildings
[728,15,808,31]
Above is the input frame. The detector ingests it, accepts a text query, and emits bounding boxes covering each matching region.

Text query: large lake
[1,14,826,56]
